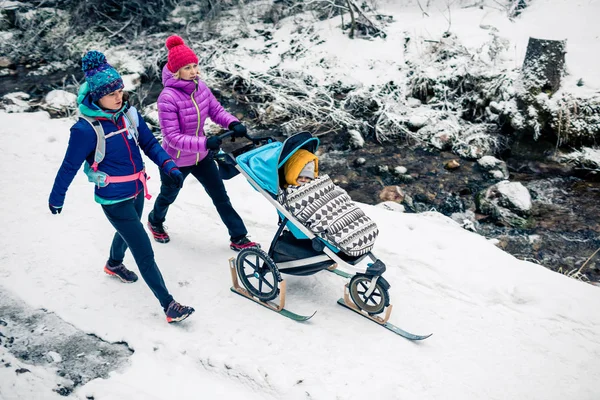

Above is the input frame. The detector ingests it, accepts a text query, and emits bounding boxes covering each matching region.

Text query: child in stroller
[278,148,380,259]
[223,131,392,320]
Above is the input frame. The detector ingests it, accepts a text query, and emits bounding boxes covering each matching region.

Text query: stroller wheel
[349,275,390,315]
[236,248,281,302]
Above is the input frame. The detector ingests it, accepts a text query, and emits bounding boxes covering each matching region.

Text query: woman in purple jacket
[148,35,259,251]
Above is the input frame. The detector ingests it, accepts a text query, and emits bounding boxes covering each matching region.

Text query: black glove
[169,168,184,189]
[161,159,185,189]
[229,122,247,138]
[49,204,62,214]
[206,136,223,150]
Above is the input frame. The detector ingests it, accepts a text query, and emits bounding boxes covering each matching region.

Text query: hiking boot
[104,263,138,283]
[165,300,195,323]
[147,220,170,243]
[230,236,260,252]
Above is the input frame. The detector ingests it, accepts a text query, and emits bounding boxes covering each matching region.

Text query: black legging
[102,194,173,309]
[149,155,247,241]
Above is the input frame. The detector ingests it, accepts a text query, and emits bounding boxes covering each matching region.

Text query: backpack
[80,107,140,187]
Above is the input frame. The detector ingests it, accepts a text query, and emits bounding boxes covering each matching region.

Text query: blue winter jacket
[49,83,173,207]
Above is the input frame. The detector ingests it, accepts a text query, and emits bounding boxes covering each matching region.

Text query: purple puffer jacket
[157,65,238,167]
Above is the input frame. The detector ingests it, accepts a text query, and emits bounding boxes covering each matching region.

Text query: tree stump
[522,37,566,95]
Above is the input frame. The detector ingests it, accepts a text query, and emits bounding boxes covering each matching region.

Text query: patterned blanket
[278,174,379,256]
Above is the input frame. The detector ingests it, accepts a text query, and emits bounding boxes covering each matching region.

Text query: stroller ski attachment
[229,254,316,321]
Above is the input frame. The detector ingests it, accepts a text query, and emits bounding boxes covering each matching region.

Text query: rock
[478,155,502,169]
[393,166,408,175]
[378,186,404,203]
[348,129,365,148]
[490,170,506,179]
[496,181,532,214]
[332,175,348,185]
[451,211,479,232]
[476,181,533,228]
[376,201,405,212]
[407,115,429,131]
[445,160,460,170]
[489,101,504,114]
[42,90,77,114]
[0,56,14,68]
[377,165,389,174]
[47,351,63,363]
[354,157,366,167]
[478,155,509,179]
[398,174,415,183]
[406,97,422,108]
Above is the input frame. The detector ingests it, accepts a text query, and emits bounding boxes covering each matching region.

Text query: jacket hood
[77,82,128,121]
[161,64,196,94]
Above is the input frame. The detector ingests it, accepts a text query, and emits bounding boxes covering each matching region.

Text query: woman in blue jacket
[48,51,194,323]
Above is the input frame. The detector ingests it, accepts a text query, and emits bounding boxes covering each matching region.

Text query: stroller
[217,131,431,340]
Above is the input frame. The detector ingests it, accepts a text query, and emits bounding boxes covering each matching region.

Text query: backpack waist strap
[104,169,152,200]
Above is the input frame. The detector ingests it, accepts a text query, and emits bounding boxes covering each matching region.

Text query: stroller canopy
[236,132,319,195]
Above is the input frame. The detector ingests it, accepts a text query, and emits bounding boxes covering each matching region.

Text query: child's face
[178,63,199,81]
[297,176,313,185]
[98,88,124,111]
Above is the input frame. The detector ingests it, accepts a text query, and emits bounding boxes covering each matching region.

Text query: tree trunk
[522,37,566,95]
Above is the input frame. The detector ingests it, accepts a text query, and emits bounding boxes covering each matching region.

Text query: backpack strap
[123,107,140,145]
[80,108,140,171]
[80,115,105,172]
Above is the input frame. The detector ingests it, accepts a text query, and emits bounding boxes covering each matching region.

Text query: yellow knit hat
[283,149,319,186]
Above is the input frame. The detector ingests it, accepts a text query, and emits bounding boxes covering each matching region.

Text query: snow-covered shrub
[0,7,71,64]
[406,33,516,126]
[452,124,504,160]
[206,66,361,134]
[560,147,600,171]
[552,94,600,145]
[1,92,31,113]
[66,0,178,40]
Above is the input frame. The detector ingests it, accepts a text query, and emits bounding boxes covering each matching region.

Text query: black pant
[102,194,173,309]
[149,155,247,241]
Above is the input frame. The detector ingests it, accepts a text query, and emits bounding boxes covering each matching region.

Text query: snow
[1,110,600,399]
[1,0,600,398]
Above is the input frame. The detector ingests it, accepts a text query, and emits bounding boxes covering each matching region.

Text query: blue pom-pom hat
[81,50,124,102]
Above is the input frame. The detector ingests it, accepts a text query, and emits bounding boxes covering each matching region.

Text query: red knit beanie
[165,35,199,73]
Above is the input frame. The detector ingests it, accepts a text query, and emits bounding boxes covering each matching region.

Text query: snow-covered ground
[1,110,600,399]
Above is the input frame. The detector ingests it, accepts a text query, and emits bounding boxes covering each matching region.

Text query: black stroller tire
[349,275,390,315]
[236,248,281,302]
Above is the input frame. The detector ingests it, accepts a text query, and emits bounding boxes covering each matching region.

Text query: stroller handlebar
[218,130,276,146]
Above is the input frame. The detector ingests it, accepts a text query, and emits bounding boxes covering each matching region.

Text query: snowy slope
[0,111,599,399]
[219,0,599,94]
